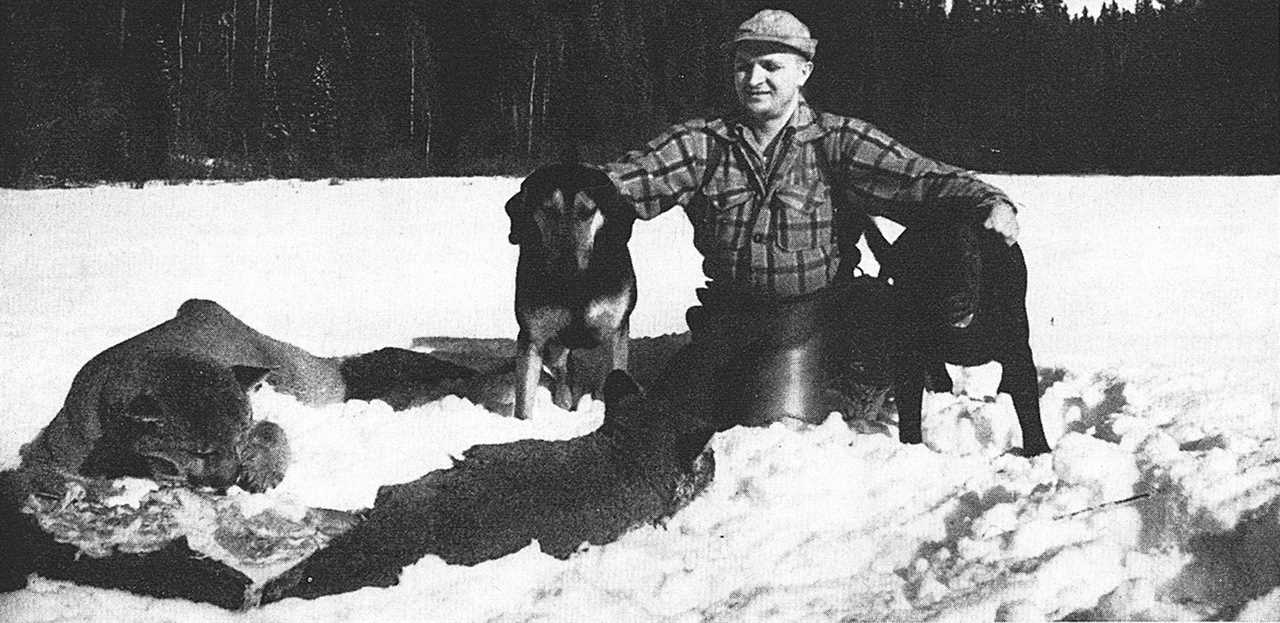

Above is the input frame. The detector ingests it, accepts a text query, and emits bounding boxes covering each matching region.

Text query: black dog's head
[506,164,634,273]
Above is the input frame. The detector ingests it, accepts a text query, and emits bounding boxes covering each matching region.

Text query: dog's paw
[551,382,576,411]
[237,421,291,492]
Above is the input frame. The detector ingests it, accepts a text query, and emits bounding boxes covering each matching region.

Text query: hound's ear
[578,164,614,189]
[232,365,273,392]
[505,191,532,245]
[601,191,636,242]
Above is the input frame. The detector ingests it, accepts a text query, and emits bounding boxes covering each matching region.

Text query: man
[597,9,1050,455]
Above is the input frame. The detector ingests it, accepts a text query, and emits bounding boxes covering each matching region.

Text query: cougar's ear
[123,392,164,423]
[505,191,533,245]
[232,365,273,392]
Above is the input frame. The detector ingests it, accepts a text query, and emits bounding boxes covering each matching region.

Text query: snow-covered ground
[1,175,1277,621]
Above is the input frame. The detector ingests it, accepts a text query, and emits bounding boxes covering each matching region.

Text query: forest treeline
[2,0,1276,187]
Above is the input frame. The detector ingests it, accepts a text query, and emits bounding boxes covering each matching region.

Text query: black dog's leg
[990,242,1052,456]
[894,342,928,445]
[1000,347,1049,455]
[925,359,954,394]
[884,225,949,446]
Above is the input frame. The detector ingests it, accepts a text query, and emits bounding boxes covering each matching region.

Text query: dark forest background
[2,0,1276,187]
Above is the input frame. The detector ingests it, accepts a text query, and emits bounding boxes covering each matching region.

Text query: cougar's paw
[674,447,715,507]
[237,421,291,492]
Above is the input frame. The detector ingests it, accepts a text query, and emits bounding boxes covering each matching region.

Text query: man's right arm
[599,122,711,221]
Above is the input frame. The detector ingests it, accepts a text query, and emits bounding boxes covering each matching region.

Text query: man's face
[733,43,813,123]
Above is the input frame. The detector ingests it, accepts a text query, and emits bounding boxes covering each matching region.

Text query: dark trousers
[644,286,846,431]
[645,274,909,429]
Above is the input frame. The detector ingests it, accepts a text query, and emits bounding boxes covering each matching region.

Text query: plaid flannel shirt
[603,99,1013,299]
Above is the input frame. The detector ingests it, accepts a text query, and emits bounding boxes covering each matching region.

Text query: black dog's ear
[505,191,535,245]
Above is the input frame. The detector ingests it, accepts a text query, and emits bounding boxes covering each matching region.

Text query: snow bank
[1,176,1278,621]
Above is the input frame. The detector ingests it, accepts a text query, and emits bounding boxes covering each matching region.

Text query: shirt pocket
[697,189,754,251]
[771,183,834,251]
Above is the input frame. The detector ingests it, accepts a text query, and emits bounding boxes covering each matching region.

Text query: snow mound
[251,384,603,510]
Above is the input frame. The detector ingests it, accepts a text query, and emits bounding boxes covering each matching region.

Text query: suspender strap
[811,137,836,246]
[700,131,723,194]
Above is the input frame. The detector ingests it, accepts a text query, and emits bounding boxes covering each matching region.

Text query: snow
[1,175,1278,621]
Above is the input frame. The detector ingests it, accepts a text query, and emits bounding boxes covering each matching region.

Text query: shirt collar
[712,97,826,143]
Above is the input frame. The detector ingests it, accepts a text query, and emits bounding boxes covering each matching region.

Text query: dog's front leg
[514,331,543,420]
[546,343,574,411]
[997,345,1051,454]
[607,318,631,374]
[894,346,929,445]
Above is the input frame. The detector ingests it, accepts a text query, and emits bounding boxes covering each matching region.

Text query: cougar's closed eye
[123,393,165,423]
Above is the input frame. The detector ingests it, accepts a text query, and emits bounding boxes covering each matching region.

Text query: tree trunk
[538,39,550,148]
[229,0,238,87]
[178,0,187,127]
[423,98,431,163]
[253,0,260,64]
[178,0,186,73]
[409,32,416,141]
[264,0,273,82]
[526,50,538,155]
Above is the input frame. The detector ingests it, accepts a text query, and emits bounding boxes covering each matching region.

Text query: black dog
[871,221,1052,456]
[505,164,637,419]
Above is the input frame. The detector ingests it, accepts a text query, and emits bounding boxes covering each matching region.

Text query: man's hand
[983,201,1020,246]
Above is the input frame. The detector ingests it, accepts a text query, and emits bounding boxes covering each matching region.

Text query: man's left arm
[836,123,1021,245]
